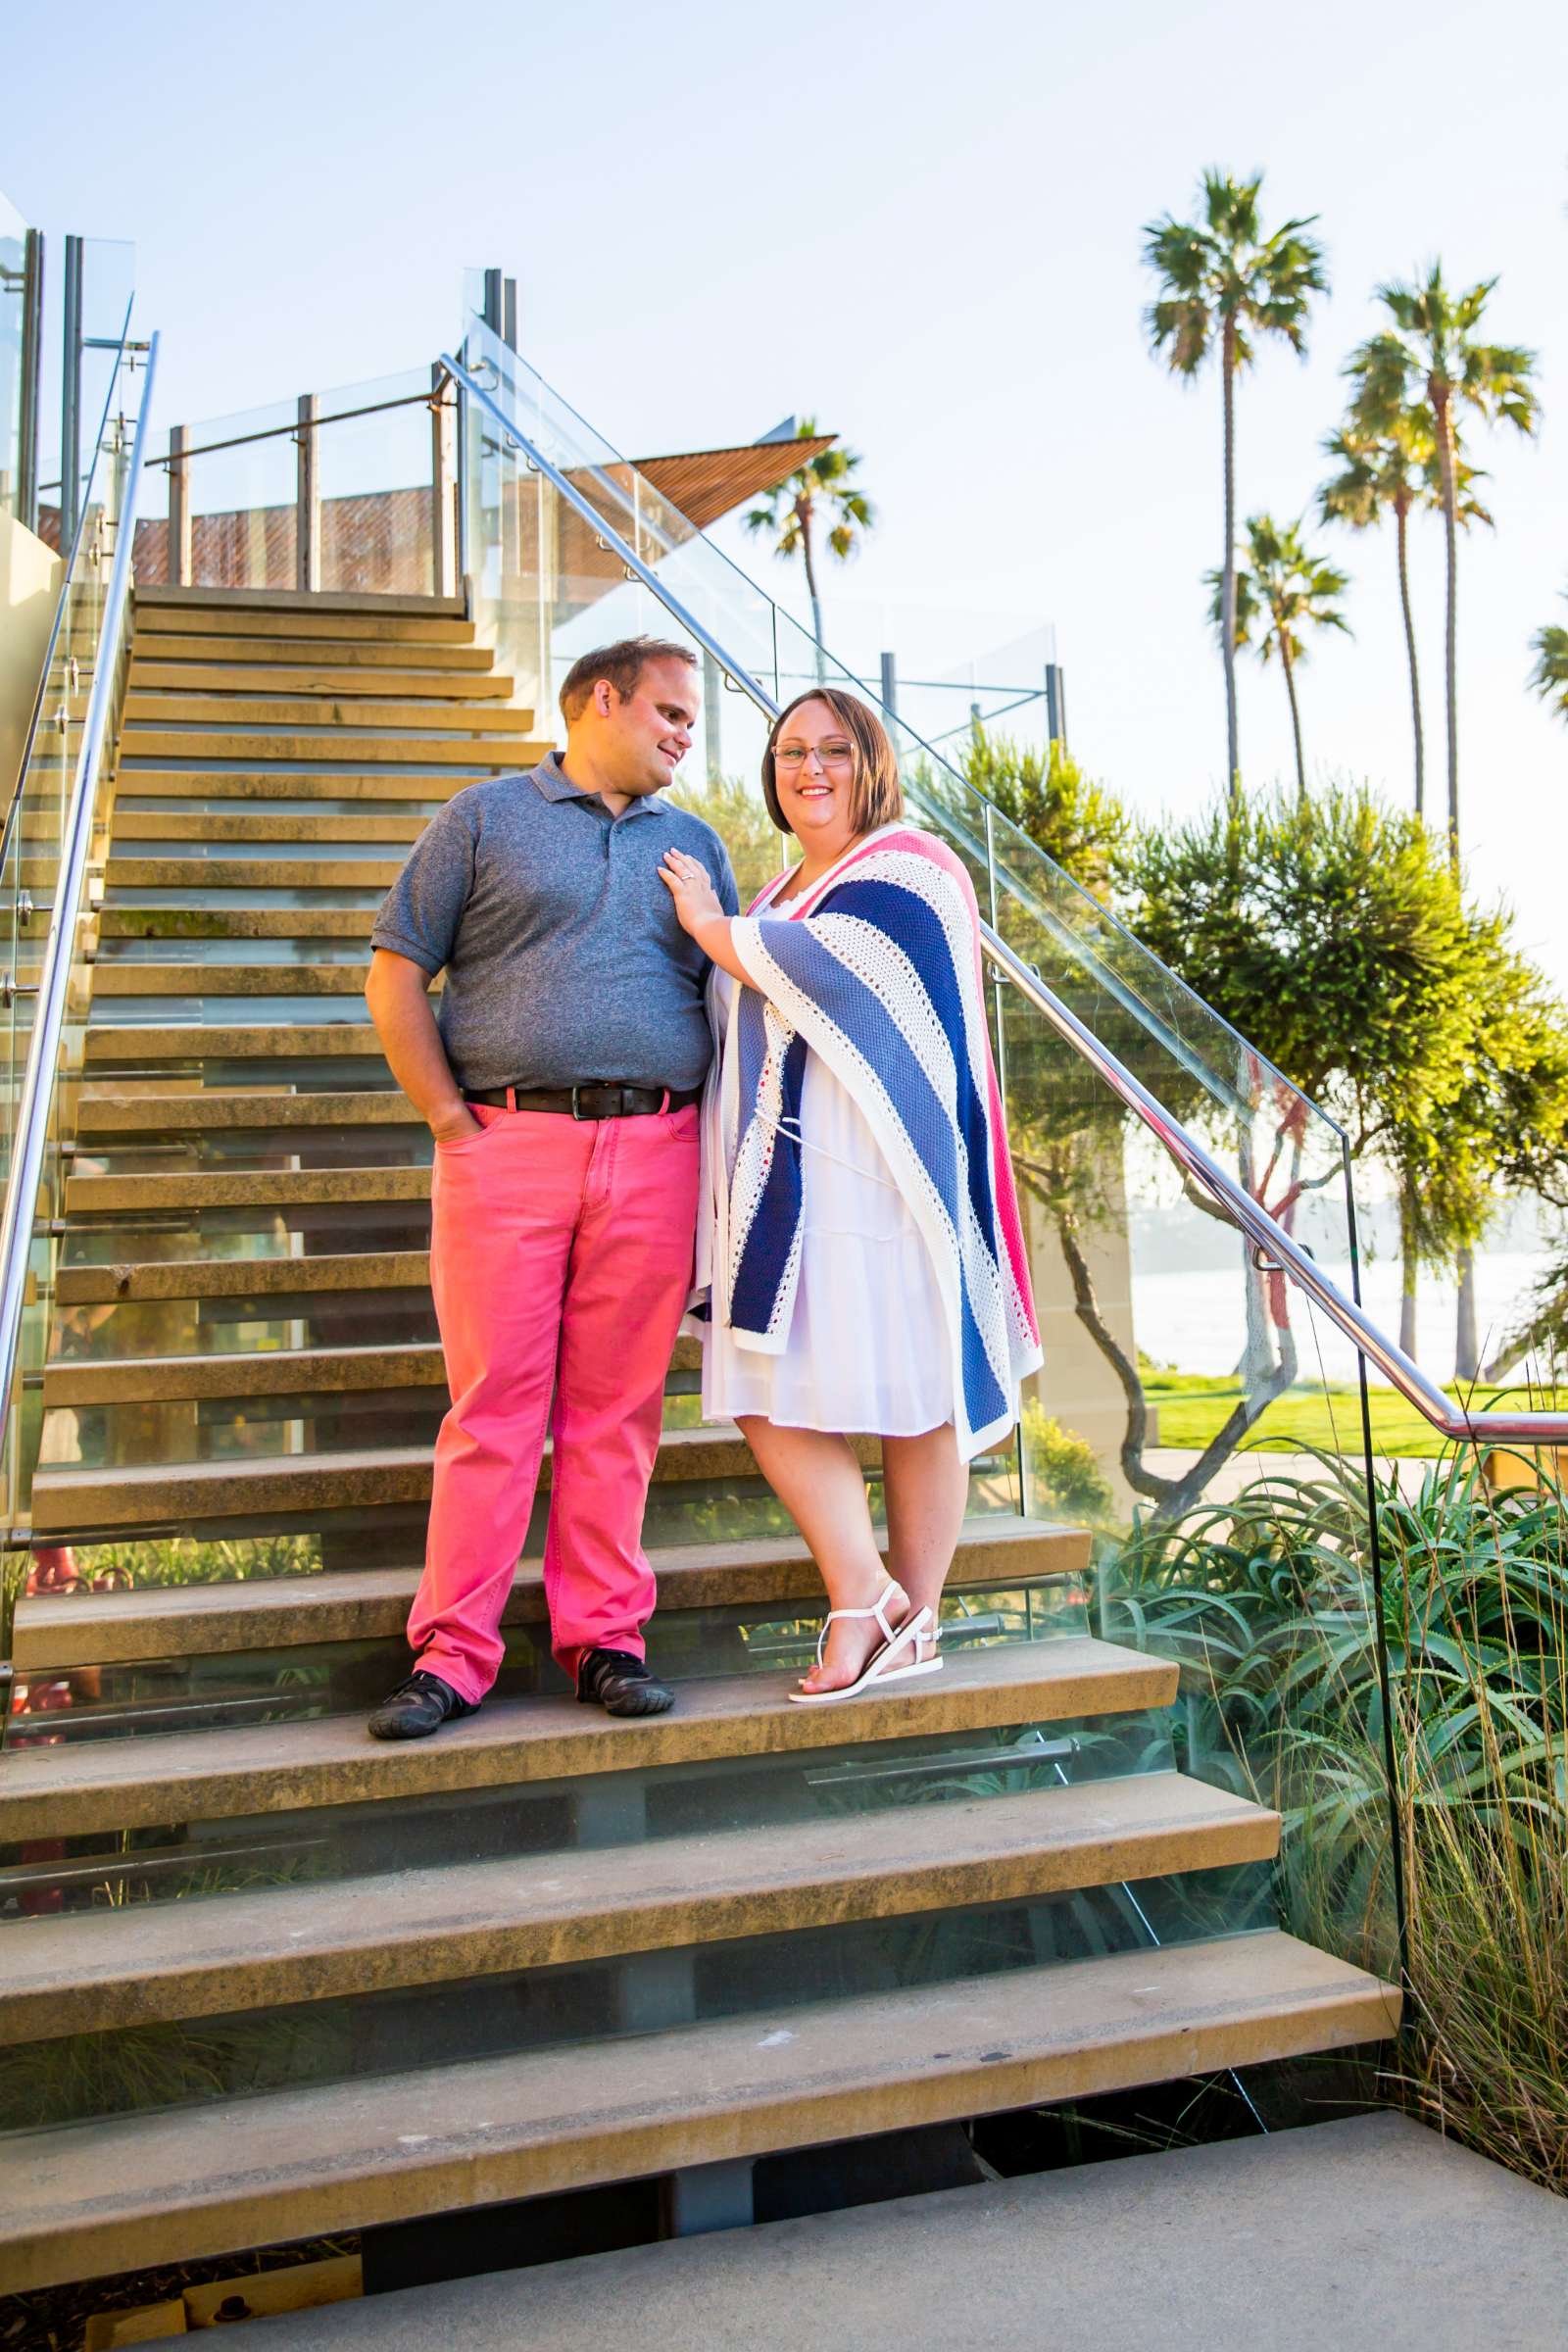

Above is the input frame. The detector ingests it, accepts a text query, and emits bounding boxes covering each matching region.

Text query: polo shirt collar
[525,750,662,820]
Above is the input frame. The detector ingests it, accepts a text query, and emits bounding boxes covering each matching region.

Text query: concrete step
[43,1338,446,1406]
[28,1423,868,1537]
[75,1089,414,1134]
[65,1164,427,1212]
[57,1248,429,1304]
[109,813,432,848]
[126,633,494,670]
[0,1932,1398,2292]
[0,1640,1179,1843]
[85,1020,381,1061]
[126,662,514,700]
[97,908,383,938]
[0,1778,1276,2044]
[14,1516,1081,1670]
[112,769,486,804]
[126,695,538,734]
[134,586,469,621]
[89,963,381,997]
[120,734,545,767]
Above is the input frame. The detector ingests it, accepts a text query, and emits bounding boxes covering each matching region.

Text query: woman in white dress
[660,689,1041,1703]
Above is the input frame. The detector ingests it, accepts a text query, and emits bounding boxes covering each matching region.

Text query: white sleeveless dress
[700,914,956,1438]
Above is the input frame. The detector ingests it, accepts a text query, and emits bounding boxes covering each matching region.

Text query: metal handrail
[441,347,1568,1454]
[0,331,161,1534]
[142,383,452,470]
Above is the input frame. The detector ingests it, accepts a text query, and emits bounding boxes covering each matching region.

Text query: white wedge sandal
[788,1575,945,1706]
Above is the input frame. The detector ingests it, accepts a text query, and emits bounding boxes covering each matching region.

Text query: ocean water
[1131,1249,1557,1387]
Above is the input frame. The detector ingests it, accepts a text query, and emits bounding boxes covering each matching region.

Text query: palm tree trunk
[1221,323,1240,805]
[1434,387,1460,871]
[1398,1179,1418,1359]
[798,504,827,685]
[1281,638,1306,799]
[1394,493,1425,819]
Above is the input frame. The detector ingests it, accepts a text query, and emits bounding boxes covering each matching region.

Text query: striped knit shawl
[701,822,1043,1460]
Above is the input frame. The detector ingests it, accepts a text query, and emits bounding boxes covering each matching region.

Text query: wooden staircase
[0,586,1399,2294]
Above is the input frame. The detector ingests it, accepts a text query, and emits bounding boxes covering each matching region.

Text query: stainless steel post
[59,235,83,552]
[18,229,43,534]
[430,363,454,600]
[168,422,191,586]
[296,392,320,594]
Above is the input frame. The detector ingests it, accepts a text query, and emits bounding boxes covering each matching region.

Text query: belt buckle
[570,1085,587,1121]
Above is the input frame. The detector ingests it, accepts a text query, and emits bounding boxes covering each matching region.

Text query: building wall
[0,511,62,803]
[1019,1140,1141,1518]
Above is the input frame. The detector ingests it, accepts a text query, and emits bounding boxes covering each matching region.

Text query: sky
[8,0,1568,982]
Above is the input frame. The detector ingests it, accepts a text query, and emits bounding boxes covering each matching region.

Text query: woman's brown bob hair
[760,687,905,838]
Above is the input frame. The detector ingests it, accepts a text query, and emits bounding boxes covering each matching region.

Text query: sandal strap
[813,1576,907,1668]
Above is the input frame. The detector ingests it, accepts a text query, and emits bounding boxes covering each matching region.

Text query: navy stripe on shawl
[735,876,1006,1431]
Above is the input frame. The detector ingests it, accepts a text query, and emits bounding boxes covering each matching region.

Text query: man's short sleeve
[369,798,477,976]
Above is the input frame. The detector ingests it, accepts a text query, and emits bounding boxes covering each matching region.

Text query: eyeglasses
[773,743,856,771]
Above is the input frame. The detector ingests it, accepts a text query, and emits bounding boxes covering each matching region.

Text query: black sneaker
[368,1668,477,1741]
[576,1647,674,1718]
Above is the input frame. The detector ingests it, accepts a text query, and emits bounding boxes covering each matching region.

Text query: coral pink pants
[408,1102,701,1701]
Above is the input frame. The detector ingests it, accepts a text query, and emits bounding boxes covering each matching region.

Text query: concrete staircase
[0,586,1399,2294]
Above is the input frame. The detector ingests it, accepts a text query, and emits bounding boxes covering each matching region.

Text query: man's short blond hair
[559,637,698,725]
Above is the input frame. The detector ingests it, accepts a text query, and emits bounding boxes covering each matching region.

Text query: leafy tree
[1529,588,1568,724]
[1319,405,1491,819]
[1349,270,1539,867]
[1143,170,1328,803]
[667,770,786,909]
[1206,514,1350,798]
[958,729,1129,897]
[743,420,874,669]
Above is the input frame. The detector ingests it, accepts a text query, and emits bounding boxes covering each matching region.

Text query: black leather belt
[462,1083,702,1119]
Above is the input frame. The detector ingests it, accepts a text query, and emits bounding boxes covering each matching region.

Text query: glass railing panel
[0,191,27,526]
[316,368,441,599]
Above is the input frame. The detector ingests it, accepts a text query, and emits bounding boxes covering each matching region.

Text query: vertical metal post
[60,235,83,554]
[879,649,898,727]
[984,801,1028,1520]
[454,374,471,614]
[703,651,722,778]
[430,364,455,600]
[482,268,504,339]
[18,229,43,534]
[168,424,192,586]
[1046,662,1068,752]
[296,392,320,594]
[502,275,518,353]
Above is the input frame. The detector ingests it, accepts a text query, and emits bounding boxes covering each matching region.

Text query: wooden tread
[112,770,482,804]
[28,1421,818,1538]
[0,1779,1277,2044]
[0,1642,1177,1841]
[64,1165,422,1212]
[75,1089,413,1133]
[0,1932,1398,2291]
[122,733,545,767]
[101,858,407,891]
[89,963,378,997]
[126,663,514,700]
[14,1517,1085,1669]
[97,907,384,937]
[126,634,493,669]
[127,695,537,733]
[86,1023,381,1062]
[43,1339,445,1407]
[56,1247,430,1303]
[134,586,468,619]
[109,813,431,847]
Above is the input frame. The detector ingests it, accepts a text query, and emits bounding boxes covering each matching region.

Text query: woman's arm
[659,851,753,983]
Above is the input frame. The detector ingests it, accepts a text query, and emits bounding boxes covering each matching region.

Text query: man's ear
[593,677,618,718]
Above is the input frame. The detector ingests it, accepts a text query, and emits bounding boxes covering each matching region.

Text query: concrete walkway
[204,2114,1567,2352]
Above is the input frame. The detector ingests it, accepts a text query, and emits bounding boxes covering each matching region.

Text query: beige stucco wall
[0,512,63,804]
[1018,1142,1141,1518]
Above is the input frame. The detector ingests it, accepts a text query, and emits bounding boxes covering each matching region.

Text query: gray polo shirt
[369,754,738,1093]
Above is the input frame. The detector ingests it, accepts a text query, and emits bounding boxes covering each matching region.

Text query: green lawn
[1142,1370,1564,1458]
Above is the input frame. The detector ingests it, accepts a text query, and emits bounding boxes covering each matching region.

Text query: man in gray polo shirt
[365,637,737,1738]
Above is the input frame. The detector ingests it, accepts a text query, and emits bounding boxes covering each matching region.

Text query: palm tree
[1352,270,1539,866]
[1143,170,1328,804]
[1353,272,1539,1386]
[1319,405,1493,819]
[1530,591,1568,722]
[744,420,874,676]
[1206,514,1349,798]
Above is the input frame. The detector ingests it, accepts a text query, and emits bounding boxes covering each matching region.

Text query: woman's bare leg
[737,1417,906,1693]
[881,1423,967,1659]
